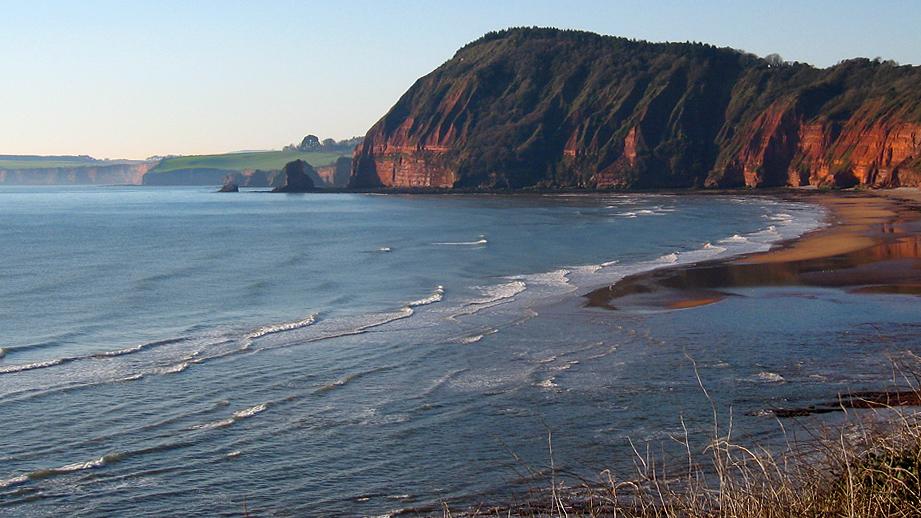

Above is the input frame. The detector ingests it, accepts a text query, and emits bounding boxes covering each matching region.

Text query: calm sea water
[1,186,918,517]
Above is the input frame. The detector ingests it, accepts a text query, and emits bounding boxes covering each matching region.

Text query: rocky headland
[350,28,921,190]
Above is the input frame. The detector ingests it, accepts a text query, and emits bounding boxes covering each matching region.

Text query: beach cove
[587,188,921,312]
[1,186,920,517]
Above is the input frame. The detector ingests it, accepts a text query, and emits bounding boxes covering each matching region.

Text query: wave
[233,403,268,419]
[314,373,359,394]
[756,371,786,383]
[470,280,526,306]
[435,235,487,246]
[456,328,498,344]
[191,403,268,431]
[449,280,527,320]
[0,340,65,357]
[572,260,619,275]
[0,337,186,376]
[247,314,319,340]
[535,376,558,388]
[191,418,235,430]
[155,362,190,375]
[721,234,750,244]
[0,356,74,374]
[407,286,444,308]
[0,452,127,488]
[91,337,186,358]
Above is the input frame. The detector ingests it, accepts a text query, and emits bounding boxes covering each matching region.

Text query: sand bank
[585,188,921,311]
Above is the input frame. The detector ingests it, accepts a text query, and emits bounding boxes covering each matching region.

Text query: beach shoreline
[585,188,921,311]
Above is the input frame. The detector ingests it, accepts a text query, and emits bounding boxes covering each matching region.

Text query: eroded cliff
[350,28,921,190]
[0,162,155,185]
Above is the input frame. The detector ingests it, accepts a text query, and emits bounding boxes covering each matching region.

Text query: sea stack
[272,159,317,192]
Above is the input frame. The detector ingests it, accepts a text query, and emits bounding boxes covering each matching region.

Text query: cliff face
[223,169,286,188]
[314,157,353,187]
[712,99,921,188]
[351,28,921,190]
[0,163,154,185]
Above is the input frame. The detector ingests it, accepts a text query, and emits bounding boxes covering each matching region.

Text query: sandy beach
[585,188,921,311]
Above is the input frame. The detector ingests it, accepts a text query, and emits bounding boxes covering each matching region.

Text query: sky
[2,0,919,160]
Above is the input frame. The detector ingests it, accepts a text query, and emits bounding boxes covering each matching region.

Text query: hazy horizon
[3,0,919,160]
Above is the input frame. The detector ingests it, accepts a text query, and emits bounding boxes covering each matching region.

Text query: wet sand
[585,188,921,311]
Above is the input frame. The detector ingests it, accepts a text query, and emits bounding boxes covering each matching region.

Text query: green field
[149,150,349,173]
[0,156,141,169]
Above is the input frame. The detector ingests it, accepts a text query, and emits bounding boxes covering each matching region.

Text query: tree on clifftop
[297,135,320,152]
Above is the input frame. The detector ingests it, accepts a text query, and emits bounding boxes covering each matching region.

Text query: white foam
[0,475,29,489]
[248,314,318,340]
[233,403,267,419]
[458,329,498,344]
[192,418,235,430]
[407,286,444,307]
[435,235,488,246]
[536,377,558,388]
[0,357,70,374]
[470,280,526,305]
[58,457,107,473]
[91,342,153,358]
[658,253,679,264]
[769,213,794,222]
[721,234,749,244]
[523,269,572,288]
[757,372,786,383]
[157,362,189,375]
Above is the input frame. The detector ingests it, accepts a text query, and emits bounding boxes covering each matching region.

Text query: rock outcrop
[272,159,317,192]
[351,28,921,190]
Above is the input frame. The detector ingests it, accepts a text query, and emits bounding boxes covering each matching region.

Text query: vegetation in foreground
[443,366,921,517]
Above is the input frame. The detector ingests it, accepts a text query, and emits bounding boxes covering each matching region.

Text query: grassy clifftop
[148,150,346,174]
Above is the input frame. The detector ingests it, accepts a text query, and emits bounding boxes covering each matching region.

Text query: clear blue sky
[1,0,918,159]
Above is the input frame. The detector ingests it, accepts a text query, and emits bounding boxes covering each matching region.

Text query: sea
[1,186,920,517]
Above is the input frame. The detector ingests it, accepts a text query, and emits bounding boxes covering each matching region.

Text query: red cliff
[350,28,921,190]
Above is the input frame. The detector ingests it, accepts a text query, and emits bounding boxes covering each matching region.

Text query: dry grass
[445,362,921,518]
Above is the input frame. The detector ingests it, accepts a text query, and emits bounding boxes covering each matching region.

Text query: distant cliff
[351,28,921,190]
[144,151,354,187]
[0,162,154,185]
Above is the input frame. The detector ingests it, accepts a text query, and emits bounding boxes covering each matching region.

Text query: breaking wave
[435,235,488,246]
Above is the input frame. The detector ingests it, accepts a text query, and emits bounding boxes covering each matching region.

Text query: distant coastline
[0,148,354,187]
